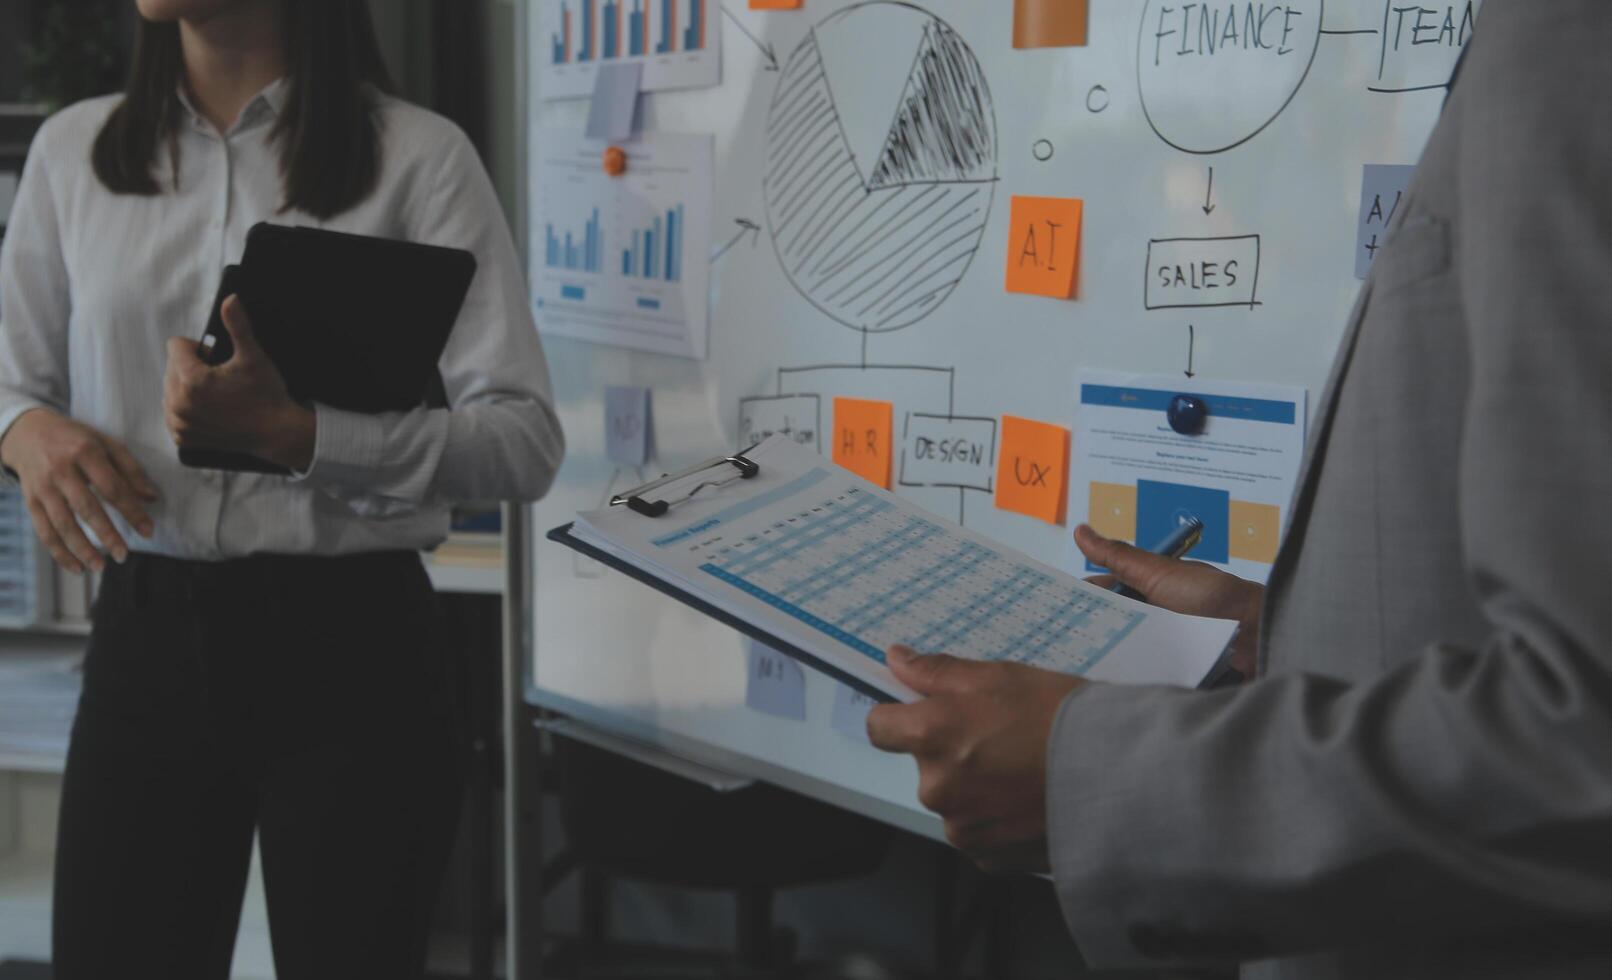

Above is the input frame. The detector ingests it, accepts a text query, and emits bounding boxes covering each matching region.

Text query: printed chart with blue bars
[693,479,1144,674]
[532,130,713,359]
[540,0,720,99]
[544,205,685,282]
[550,0,707,64]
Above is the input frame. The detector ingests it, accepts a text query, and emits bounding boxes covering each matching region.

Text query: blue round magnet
[1167,394,1208,435]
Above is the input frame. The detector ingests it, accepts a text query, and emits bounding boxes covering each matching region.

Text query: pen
[1102,517,1247,689]
[1109,516,1203,602]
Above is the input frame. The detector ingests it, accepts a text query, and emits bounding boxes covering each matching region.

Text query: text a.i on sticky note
[1005,196,1083,300]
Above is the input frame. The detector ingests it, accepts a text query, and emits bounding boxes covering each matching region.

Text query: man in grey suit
[867,1,1612,973]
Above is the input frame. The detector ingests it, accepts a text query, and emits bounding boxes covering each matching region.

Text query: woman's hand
[0,409,158,573]
[164,295,315,471]
[1075,524,1265,679]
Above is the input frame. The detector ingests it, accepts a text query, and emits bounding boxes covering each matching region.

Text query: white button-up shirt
[0,81,564,559]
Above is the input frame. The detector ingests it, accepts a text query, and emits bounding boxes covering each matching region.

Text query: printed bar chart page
[541,0,720,99]
[572,436,1238,701]
[532,130,713,359]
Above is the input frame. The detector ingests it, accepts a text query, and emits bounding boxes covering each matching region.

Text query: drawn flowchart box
[1144,235,1262,311]
[899,413,998,492]
[1371,1,1476,94]
[738,394,821,454]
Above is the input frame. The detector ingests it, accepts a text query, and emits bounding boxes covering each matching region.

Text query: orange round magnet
[602,146,628,176]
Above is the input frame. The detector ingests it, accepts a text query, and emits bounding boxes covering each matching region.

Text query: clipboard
[548,440,1239,701]
[547,451,897,704]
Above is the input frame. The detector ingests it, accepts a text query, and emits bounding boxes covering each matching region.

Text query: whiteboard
[523,0,1472,833]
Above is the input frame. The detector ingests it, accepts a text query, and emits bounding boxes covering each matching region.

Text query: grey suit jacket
[1047,2,1612,975]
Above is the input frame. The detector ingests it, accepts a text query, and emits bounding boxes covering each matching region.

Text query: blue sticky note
[585,62,643,142]
[830,681,876,743]
[604,386,651,466]
[1356,164,1416,280]
[745,640,806,721]
[1136,480,1231,565]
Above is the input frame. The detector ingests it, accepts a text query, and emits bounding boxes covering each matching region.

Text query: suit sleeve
[1046,3,1612,968]
[296,124,565,515]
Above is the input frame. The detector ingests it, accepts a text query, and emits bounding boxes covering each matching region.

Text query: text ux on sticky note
[995,415,1070,524]
[832,397,893,489]
[1005,196,1083,299]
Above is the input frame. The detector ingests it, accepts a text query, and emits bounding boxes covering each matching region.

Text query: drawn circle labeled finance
[764,2,997,335]
[1136,0,1323,155]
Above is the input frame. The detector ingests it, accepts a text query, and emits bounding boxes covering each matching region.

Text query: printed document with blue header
[1074,370,1307,584]
[568,435,1238,702]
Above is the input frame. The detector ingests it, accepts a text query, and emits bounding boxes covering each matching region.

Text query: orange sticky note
[1014,0,1089,48]
[832,398,893,488]
[1005,196,1083,299]
[1087,481,1138,542]
[1228,500,1281,564]
[995,416,1070,524]
[750,0,801,8]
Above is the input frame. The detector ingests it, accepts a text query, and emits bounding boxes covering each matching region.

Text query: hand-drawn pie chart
[763,1,997,335]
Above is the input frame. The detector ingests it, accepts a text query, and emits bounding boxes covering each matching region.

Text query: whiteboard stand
[535,717,754,792]
[503,502,546,980]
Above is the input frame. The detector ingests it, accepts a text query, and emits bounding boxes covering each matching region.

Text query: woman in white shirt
[0,1,564,976]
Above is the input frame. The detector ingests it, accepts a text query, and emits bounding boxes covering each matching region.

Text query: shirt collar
[175,76,290,135]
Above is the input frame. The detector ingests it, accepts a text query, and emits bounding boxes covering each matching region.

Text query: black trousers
[52,551,463,980]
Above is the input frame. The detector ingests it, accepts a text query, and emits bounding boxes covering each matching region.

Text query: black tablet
[180,223,477,474]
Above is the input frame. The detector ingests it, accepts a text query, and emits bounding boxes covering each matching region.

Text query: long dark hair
[91,0,394,220]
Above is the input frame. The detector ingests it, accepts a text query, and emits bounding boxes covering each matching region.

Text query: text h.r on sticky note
[832,397,894,489]
[995,415,1070,524]
[1005,196,1083,299]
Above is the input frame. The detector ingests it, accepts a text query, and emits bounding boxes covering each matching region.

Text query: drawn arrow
[1202,167,1216,215]
[1185,324,1197,378]
[712,218,762,262]
[721,5,779,71]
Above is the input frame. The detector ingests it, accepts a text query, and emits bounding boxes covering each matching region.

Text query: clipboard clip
[610,450,760,518]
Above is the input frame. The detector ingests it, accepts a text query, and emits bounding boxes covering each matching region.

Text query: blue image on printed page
[1136,480,1230,565]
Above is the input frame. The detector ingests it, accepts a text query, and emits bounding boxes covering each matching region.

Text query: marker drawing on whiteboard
[721,4,780,70]
[740,361,994,526]
[1144,235,1262,312]
[1316,1,1476,95]
[763,2,998,335]
[898,412,998,494]
[1136,0,1323,155]
[1368,1,1475,94]
[712,217,762,262]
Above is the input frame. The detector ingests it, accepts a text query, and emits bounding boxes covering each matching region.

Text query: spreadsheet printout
[573,436,1238,701]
